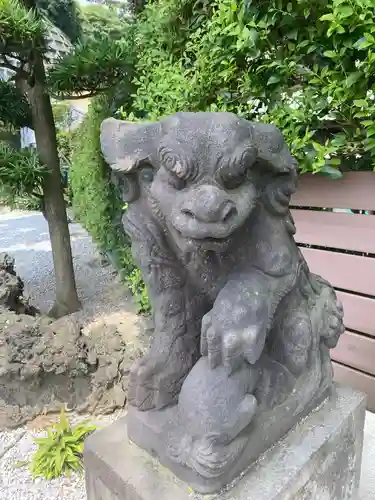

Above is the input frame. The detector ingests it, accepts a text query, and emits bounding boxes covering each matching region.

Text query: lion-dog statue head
[101,112,298,255]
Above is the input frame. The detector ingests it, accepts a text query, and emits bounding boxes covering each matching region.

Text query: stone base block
[84,386,366,500]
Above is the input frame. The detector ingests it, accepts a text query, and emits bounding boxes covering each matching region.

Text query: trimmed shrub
[129,0,375,177]
[69,94,150,314]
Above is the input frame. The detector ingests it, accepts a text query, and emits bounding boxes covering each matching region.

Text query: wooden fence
[291,172,375,411]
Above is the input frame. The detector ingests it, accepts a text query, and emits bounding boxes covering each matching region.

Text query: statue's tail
[187,434,248,480]
[168,430,247,479]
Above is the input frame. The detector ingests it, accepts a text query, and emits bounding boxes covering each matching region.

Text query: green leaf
[320,13,335,22]
[267,75,281,85]
[0,0,46,50]
[329,158,341,165]
[54,452,62,475]
[59,407,69,432]
[353,99,368,107]
[338,6,353,18]
[0,81,31,129]
[323,50,337,58]
[298,40,310,48]
[306,44,317,54]
[248,28,259,44]
[346,72,361,87]
[320,166,343,179]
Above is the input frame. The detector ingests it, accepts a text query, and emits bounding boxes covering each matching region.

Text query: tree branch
[51,90,110,100]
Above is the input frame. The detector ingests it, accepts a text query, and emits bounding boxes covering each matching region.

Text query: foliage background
[126,0,375,177]
[70,0,375,314]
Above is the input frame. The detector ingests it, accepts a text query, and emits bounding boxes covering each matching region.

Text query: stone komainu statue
[100,112,344,494]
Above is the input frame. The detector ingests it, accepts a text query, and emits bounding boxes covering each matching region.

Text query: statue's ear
[249,123,298,175]
[248,122,298,215]
[100,118,161,173]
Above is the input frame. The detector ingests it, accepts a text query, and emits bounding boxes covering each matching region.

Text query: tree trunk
[23,53,81,318]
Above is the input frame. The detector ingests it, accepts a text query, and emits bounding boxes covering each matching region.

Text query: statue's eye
[164,155,177,170]
[140,167,154,183]
[168,172,186,190]
[220,148,255,190]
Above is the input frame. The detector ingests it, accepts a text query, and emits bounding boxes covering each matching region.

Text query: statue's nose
[181,185,237,223]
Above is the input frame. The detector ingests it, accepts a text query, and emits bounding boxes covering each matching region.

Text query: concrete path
[361,411,375,499]
[0,209,136,320]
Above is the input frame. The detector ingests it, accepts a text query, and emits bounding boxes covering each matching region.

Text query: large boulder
[0,253,37,315]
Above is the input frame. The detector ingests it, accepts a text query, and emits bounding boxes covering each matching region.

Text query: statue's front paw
[128,344,197,410]
[200,306,266,374]
[128,354,168,410]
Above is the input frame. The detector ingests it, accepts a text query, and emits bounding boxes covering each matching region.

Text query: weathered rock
[0,256,149,428]
[0,253,38,315]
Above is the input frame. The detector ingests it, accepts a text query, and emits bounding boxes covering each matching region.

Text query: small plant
[126,267,151,315]
[0,141,46,201]
[30,408,96,480]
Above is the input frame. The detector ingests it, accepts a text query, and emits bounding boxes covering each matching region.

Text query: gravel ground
[0,209,137,321]
[0,412,125,500]
[0,209,138,499]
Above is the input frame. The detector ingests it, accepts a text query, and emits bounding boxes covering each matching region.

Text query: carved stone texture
[84,386,365,500]
[100,112,345,493]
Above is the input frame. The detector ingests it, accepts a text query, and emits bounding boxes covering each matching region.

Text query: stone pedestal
[84,386,366,500]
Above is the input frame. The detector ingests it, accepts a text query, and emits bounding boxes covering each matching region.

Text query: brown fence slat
[291,172,375,211]
[301,247,375,296]
[333,362,374,411]
[331,331,375,376]
[292,209,375,254]
[336,291,375,337]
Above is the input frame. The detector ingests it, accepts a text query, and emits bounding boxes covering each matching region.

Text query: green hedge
[126,0,375,178]
[69,94,150,314]
[70,95,121,252]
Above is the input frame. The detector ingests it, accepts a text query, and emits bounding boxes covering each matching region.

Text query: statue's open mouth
[172,221,234,240]
[174,227,228,242]
[167,219,238,254]
[171,228,232,253]
[191,235,227,242]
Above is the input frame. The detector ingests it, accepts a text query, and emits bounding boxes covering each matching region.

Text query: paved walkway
[0,209,136,321]
[361,411,375,499]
